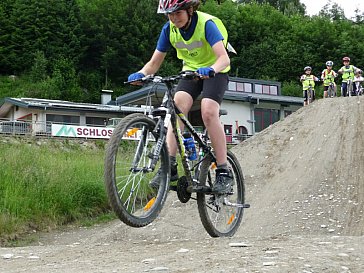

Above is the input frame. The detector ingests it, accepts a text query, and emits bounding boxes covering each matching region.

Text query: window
[224,124,233,143]
[228,81,252,93]
[46,114,80,124]
[270,86,278,95]
[244,83,252,93]
[228,81,237,91]
[255,84,263,94]
[230,81,278,94]
[263,85,270,94]
[236,82,244,92]
[254,109,280,132]
[86,116,107,126]
[254,84,278,95]
[238,126,248,135]
[224,125,232,135]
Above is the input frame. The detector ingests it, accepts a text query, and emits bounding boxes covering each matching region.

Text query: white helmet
[326,61,333,66]
[304,66,312,72]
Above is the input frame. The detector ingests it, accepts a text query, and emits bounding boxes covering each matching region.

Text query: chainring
[177,176,191,203]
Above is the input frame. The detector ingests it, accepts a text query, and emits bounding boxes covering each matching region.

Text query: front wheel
[197,150,246,237]
[104,113,170,227]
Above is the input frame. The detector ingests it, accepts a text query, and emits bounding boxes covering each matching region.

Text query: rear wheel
[104,113,170,227]
[197,150,246,237]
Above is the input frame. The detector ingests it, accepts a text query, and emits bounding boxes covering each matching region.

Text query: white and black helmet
[304,66,312,72]
[326,61,333,66]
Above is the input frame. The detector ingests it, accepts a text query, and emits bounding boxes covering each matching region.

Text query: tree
[0,0,83,75]
[236,0,305,15]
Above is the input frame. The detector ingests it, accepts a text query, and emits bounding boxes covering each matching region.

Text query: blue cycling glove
[128,72,145,82]
[196,67,215,78]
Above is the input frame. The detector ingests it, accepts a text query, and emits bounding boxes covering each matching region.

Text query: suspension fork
[147,109,170,171]
[130,125,149,170]
[172,113,194,185]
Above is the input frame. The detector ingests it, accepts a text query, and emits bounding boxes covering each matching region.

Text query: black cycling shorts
[176,73,229,105]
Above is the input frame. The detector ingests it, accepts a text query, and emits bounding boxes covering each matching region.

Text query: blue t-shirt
[156,12,224,52]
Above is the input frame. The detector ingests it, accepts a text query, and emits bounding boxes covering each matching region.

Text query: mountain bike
[306,84,315,105]
[104,71,249,237]
[327,82,336,98]
[346,79,354,97]
[354,80,363,96]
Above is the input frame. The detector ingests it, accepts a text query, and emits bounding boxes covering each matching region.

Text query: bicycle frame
[307,85,314,104]
[347,79,353,97]
[149,76,216,189]
[354,81,363,96]
[328,82,335,97]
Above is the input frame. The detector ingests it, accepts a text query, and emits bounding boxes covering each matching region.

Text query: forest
[1,0,364,102]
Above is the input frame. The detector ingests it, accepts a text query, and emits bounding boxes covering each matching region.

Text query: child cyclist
[127,0,233,194]
[338,56,360,97]
[300,66,319,106]
[353,69,364,96]
[321,61,337,98]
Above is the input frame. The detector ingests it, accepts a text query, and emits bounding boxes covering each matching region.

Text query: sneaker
[149,163,178,189]
[212,168,233,194]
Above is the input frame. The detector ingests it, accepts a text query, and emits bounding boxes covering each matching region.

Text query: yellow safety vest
[169,11,230,73]
[302,75,315,90]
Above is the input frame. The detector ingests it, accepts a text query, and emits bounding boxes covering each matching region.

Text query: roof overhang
[0,97,148,118]
[116,84,303,107]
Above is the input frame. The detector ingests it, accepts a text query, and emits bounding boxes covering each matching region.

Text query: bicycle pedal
[189,185,212,193]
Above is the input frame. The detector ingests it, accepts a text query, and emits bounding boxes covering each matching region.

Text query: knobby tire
[104,113,170,227]
[197,150,245,237]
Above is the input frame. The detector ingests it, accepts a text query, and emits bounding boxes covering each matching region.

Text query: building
[0,91,146,137]
[0,77,303,141]
[116,77,303,143]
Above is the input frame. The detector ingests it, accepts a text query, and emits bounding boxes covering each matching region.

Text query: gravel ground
[1,97,364,273]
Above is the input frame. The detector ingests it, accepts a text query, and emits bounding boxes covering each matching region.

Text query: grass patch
[0,138,110,245]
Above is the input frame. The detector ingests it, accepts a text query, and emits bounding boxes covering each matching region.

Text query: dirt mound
[233,96,364,238]
[2,97,364,273]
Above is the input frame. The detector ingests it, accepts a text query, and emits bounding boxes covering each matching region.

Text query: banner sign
[51,124,150,141]
[52,124,114,139]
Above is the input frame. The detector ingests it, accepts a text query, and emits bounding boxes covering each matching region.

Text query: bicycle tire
[197,150,245,237]
[104,113,170,227]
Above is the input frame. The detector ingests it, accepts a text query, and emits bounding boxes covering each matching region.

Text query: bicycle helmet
[326,60,333,66]
[304,66,312,72]
[158,0,200,14]
[342,56,350,62]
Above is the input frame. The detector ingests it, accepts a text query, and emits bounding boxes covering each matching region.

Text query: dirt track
[1,97,364,273]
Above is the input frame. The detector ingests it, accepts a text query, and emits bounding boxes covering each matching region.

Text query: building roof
[0,97,148,117]
[115,82,303,107]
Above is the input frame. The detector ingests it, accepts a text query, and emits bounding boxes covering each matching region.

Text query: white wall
[220,100,252,135]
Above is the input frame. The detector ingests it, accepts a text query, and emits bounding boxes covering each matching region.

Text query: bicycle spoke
[197,150,246,237]
[104,113,170,227]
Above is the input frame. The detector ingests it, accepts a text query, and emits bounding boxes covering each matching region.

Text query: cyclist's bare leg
[166,91,194,156]
[201,98,227,165]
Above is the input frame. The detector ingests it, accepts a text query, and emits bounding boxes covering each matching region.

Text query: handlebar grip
[208,70,215,78]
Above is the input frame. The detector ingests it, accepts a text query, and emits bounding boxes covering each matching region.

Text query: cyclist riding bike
[321,61,337,98]
[353,69,364,95]
[128,0,233,194]
[338,56,360,97]
[300,66,319,106]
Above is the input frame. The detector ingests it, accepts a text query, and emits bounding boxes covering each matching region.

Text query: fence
[0,118,252,143]
[0,118,105,138]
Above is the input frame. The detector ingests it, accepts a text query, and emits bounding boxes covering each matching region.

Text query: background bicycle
[327,82,336,98]
[104,72,249,237]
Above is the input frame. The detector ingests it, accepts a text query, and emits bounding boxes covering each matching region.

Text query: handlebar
[125,70,214,85]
